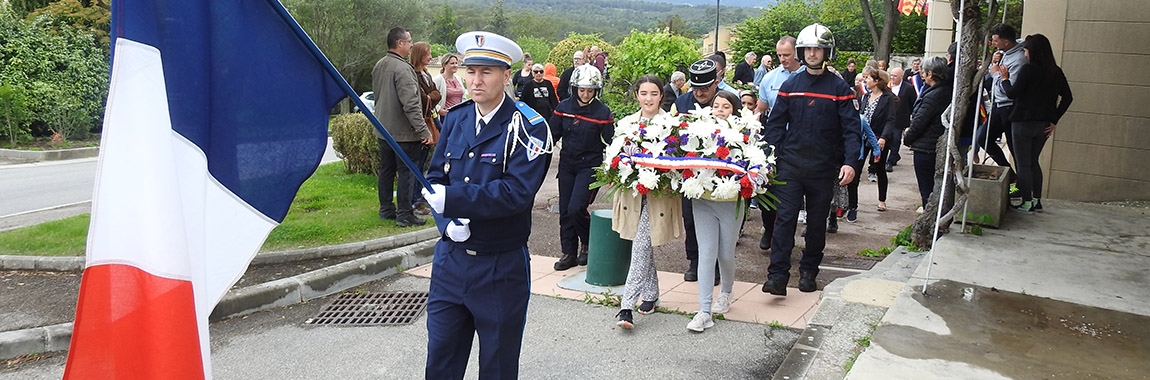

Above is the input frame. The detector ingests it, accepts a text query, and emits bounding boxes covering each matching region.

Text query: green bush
[547,32,615,74]
[831,51,874,74]
[610,29,699,92]
[0,84,31,146]
[329,113,379,175]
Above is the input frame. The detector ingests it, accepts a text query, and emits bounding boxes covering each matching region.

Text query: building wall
[1024,0,1150,201]
[701,25,734,55]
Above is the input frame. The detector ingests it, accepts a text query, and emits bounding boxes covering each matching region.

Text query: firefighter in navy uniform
[420,31,554,380]
[550,65,615,271]
[760,23,862,296]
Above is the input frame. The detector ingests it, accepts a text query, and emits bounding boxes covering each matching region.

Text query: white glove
[445,218,471,242]
[421,184,446,214]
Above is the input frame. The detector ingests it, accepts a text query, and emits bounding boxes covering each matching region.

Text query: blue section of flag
[111,1,344,222]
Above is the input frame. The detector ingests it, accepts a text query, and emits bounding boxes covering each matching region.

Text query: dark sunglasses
[532,70,544,73]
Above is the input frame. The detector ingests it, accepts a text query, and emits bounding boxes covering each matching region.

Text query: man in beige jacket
[372,27,434,227]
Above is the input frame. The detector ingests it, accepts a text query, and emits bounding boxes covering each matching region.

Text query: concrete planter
[966,164,1011,228]
[0,147,99,162]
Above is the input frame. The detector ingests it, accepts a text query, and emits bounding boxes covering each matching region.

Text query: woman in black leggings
[999,34,1073,213]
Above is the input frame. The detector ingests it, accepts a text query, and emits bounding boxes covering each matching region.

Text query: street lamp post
[714,0,720,53]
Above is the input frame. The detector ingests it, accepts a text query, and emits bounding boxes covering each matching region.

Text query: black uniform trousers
[682,197,699,261]
[768,175,834,277]
[557,165,598,255]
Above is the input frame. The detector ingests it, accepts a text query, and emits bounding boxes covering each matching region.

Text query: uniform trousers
[557,165,598,255]
[769,176,834,277]
[425,242,530,380]
[682,197,699,262]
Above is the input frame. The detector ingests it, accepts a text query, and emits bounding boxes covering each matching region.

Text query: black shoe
[762,274,788,296]
[827,217,838,233]
[759,234,771,251]
[577,244,589,266]
[396,215,426,227]
[886,163,894,172]
[799,271,818,293]
[379,211,396,220]
[554,254,578,271]
[637,299,658,315]
[684,259,699,282]
[616,309,634,329]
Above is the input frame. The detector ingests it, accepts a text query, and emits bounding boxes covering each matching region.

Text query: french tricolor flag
[64,1,345,378]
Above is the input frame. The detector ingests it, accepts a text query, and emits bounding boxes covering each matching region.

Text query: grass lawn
[0,163,422,256]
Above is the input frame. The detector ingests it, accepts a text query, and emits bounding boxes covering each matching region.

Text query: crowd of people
[367,22,1072,378]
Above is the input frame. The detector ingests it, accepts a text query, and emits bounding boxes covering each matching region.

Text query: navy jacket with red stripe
[550,97,615,170]
[763,69,863,179]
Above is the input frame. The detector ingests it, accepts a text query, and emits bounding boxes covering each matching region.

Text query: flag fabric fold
[64,1,345,379]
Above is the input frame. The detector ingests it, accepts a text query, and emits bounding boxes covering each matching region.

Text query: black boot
[554,254,578,271]
[684,259,698,282]
[759,234,771,251]
[577,243,589,266]
[799,271,818,293]
[762,274,788,296]
[827,214,838,233]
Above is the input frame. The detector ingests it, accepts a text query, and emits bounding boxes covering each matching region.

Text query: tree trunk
[859,0,881,53]
[859,0,901,61]
[909,0,1000,249]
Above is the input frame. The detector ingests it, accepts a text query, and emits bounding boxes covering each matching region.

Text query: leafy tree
[655,15,694,38]
[891,12,926,54]
[512,36,554,72]
[510,12,572,42]
[0,10,108,138]
[816,0,871,52]
[729,0,816,64]
[9,0,52,18]
[0,84,30,146]
[610,29,698,90]
[429,3,461,46]
[486,0,510,38]
[547,33,615,74]
[284,0,428,102]
[26,0,111,53]
[858,0,900,61]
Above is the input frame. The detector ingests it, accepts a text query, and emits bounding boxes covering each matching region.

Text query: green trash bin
[585,209,632,286]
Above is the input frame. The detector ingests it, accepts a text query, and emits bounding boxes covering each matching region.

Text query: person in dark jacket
[661,71,686,112]
[849,67,897,215]
[670,59,721,283]
[550,65,615,270]
[733,51,757,85]
[888,67,917,169]
[903,56,953,208]
[556,51,585,101]
[761,24,862,297]
[520,63,558,119]
[999,34,1073,213]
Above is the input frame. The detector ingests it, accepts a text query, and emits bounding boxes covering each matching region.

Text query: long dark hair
[1023,34,1059,73]
[632,74,664,94]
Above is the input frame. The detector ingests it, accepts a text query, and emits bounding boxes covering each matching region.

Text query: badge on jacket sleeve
[526,135,544,162]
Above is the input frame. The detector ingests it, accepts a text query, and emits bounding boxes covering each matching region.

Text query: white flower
[637,168,660,190]
[711,176,741,200]
[618,165,634,183]
[680,176,707,199]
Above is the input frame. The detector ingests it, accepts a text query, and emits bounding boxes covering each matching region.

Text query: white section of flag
[88,38,278,379]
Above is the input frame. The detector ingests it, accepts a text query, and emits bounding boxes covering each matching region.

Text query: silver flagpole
[924,0,966,295]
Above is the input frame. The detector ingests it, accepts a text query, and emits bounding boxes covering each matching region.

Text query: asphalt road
[0,139,341,219]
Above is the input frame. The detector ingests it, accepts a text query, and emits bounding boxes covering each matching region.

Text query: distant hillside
[442,0,763,43]
[637,0,777,8]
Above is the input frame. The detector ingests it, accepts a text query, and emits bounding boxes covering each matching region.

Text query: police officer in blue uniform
[761,24,862,296]
[420,31,553,380]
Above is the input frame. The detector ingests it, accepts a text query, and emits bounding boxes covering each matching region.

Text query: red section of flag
[64,264,204,380]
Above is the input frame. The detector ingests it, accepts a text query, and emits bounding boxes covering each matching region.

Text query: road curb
[0,237,440,361]
[0,147,99,163]
[0,227,439,272]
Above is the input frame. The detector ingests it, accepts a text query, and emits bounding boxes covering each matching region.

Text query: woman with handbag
[409,42,442,214]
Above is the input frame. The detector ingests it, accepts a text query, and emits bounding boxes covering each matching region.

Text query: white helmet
[796,23,836,65]
[570,65,603,89]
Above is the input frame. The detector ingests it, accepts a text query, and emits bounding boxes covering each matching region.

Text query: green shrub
[547,33,615,74]
[329,113,379,175]
[0,84,31,146]
[610,29,699,92]
[831,51,874,74]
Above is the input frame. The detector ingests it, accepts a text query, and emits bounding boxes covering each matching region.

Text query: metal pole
[715,0,720,53]
[267,0,461,225]
[924,0,966,295]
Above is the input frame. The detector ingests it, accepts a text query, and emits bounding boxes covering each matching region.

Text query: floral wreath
[593,105,779,207]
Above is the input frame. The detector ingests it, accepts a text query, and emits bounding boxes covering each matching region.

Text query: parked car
[352,91,375,113]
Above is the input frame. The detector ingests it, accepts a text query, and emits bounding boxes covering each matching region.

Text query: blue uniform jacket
[427,95,553,252]
[763,70,863,180]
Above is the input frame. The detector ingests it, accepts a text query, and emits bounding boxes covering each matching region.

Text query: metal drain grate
[306,291,429,326]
